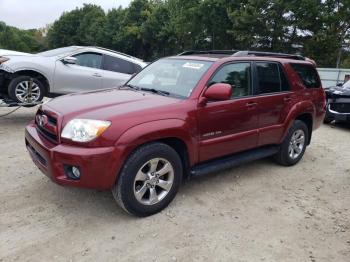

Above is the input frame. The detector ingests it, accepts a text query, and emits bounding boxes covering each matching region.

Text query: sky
[0,0,132,29]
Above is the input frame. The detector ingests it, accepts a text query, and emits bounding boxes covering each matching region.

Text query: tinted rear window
[256,62,289,94]
[291,63,321,88]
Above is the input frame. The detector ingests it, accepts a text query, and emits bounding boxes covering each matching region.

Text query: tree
[3,0,350,67]
[102,7,126,50]
[228,0,293,51]
[197,0,237,50]
[47,4,106,48]
[0,21,47,53]
[141,1,175,59]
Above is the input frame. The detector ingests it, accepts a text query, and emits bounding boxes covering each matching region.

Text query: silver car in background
[0,46,147,102]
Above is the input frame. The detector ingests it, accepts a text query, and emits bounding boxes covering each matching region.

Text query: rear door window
[290,63,321,88]
[103,55,139,75]
[255,62,290,94]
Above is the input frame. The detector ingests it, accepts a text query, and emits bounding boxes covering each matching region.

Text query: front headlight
[61,119,111,142]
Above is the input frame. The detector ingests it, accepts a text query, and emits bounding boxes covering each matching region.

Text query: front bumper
[326,102,350,122]
[25,122,119,189]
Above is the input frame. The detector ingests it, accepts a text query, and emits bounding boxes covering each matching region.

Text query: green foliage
[47,4,106,47]
[0,22,47,52]
[1,0,350,67]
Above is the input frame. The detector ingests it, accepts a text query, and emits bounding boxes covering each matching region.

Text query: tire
[112,142,183,217]
[274,120,308,166]
[8,76,45,103]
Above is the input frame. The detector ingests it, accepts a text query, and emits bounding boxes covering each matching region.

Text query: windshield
[127,58,213,98]
[37,46,81,57]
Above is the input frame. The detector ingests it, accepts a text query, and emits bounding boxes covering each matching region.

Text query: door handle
[246,102,257,107]
[284,97,292,103]
[92,73,102,77]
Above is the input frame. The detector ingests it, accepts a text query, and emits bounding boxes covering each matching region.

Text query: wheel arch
[112,119,197,185]
[295,113,313,145]
[10,70,50,95]
[280,101,315,145]
[156,137,191,179]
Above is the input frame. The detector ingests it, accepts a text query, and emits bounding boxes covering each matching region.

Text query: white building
[317,68,350,88]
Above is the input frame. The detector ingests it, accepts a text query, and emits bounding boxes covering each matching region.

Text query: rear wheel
[112,143,182,217]
[274,120,308,166]
[8,76,45,103]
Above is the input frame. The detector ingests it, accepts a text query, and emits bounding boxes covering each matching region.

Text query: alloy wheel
[133,158,174,205]
[288,129,305,159]
[15,80,41,102]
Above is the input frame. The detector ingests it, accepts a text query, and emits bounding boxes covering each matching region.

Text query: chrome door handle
[92,73,102,77]
[246,102,257,107]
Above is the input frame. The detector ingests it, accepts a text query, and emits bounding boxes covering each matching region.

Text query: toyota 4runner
[25,50,326,216]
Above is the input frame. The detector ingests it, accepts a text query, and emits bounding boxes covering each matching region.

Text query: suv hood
[44,88,181,121]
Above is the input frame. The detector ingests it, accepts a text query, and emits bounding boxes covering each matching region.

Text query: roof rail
[178,50,306,60]
[232,51,305,61]
[178,50,238,56]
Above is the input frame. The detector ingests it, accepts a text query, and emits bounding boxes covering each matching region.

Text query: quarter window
[73,52,102,69]
[103,55,139,75]
[210,63,252,98]
[291,63,321,88]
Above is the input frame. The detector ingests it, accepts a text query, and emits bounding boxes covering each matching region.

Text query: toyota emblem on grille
[36,114,48,127]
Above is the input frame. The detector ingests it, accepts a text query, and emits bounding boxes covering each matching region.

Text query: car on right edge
[324,80,350,123]
[25,50,326,217]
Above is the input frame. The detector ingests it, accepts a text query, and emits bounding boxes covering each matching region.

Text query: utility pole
[336,46,342,69]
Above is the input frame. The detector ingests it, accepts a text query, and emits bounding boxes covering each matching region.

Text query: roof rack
[178,50,305,61]
[232,51,305,60]
[178,50,238,56]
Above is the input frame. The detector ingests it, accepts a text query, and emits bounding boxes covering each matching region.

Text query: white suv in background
[0,46,147,102]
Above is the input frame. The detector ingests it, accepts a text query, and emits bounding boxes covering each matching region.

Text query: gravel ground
[0,106,349,262]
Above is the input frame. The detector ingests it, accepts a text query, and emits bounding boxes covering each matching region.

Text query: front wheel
[274,120,308,166]
[112,143,182,217]
[8,76,45,103]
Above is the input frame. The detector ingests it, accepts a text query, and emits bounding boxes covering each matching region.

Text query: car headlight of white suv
[61,119,111,142]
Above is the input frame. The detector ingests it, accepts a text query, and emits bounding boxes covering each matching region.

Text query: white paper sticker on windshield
[182,62,204,70]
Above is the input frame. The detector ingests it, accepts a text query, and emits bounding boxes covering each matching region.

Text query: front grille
[47,115,57,125]
[37,125,58,142]
[330,103,350,113]
[35,110,59,143]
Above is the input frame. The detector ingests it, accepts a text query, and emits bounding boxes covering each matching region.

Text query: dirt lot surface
[0,106,349,262]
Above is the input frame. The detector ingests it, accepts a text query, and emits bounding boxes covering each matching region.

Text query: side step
[190,145,279,178]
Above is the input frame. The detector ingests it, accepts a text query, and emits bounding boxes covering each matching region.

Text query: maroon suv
[25,50,326,216]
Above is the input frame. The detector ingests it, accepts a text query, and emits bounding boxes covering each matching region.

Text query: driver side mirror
[203,83,233,101]
[62,56,77,65]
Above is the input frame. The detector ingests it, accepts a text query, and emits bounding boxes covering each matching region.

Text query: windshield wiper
[140,87,170,96]
[123,84,170,96]
[124,84,141,90]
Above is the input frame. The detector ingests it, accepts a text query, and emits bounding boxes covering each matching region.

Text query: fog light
[64,165,81,180]
[72,166,81,178]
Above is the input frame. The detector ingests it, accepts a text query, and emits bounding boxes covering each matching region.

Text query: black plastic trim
[190,145,279,178]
